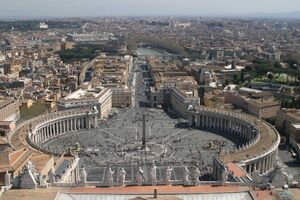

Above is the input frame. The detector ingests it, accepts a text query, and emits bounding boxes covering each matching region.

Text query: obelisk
[142,114,146,149]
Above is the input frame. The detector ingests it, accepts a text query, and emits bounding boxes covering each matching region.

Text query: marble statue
[221,169,229,183]
[136,166,144,186]
[5,171,11,186]
[107,167,114,187]
[188,105,195,111]
[269,160,290,188]
[183,166,190,184]
[48,168,56,183]
[252,169,262,184]
[287,175,294,185]
[80,167,87,183]
[26,161,34,171]
[39,174,48,187]
[119,168,127,186]
[193,167,201,185]
[93,106,99,113]
[20,162,38,189]
[255,158,295,188]
[165,166,173,185]
[150,162,157,185]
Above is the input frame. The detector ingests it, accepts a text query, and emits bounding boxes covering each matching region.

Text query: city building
[39,22,49,29]
[57,87,112,119]
[276,108,300,136]
[147,57,200,117]
[111,87,132,108]
[225,88,280,119]
[0,98,20,133]
[93,55,133,108]
[290,124,300,159]
[1,16,300,200]
[150,86,200,117]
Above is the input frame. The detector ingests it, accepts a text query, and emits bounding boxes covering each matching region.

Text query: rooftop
[1,185,276,200]
[291,123,300,129]
[62,87,110,101]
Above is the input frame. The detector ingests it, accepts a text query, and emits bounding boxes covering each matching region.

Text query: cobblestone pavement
[43,58,241,181]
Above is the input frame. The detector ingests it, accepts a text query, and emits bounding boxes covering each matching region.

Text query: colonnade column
[55,123,58,136]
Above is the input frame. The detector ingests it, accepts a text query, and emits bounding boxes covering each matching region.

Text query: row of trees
[248,59,300,82]
[58,45,99,62]
[126,34,187,56]
[281,98,300,109]
[0,20,82,32]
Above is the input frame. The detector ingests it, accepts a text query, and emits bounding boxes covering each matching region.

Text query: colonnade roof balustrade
[8,108,97,175]
[191,107,280,165]
[221,119,279,164]
[32,108,95,133]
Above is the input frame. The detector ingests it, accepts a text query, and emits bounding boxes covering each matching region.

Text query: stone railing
[50,180,254,189]
[192,107,261,153]
[237,120,280,165]
[28,108,98,155]
[58,157,80,183]
[9,108,97,154]
[32,108,94,129]
[26,135,63,157]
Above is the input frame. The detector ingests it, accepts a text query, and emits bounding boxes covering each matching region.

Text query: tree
[266,117,276,125]
[240,70,245,83]
[274,62,281,68]
[0,130,6,136]
[266,72,274,80]
[232,74,239,84]
[223,80,229,87]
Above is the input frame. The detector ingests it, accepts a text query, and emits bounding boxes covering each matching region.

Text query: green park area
[248,59,300,86]
[251,73,300,86]
[57,45,100,62]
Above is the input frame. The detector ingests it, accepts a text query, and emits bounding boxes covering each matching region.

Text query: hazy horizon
[1,0,300,18]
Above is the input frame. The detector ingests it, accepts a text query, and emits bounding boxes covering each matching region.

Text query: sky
[1,0,300,18]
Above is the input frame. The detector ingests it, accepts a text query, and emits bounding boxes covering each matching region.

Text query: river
[136,47,169,56]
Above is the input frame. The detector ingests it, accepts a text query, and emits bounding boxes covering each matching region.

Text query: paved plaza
[44,107,242,181]
[42,57,244,182]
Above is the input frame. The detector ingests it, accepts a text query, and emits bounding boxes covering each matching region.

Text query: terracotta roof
[67,185,251,195]
[226,162,247,178]
[0,148,31,173]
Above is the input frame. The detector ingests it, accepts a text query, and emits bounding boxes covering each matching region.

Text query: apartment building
[58,87,112,119]
[225,88,280,119]
[148,57,200,117]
